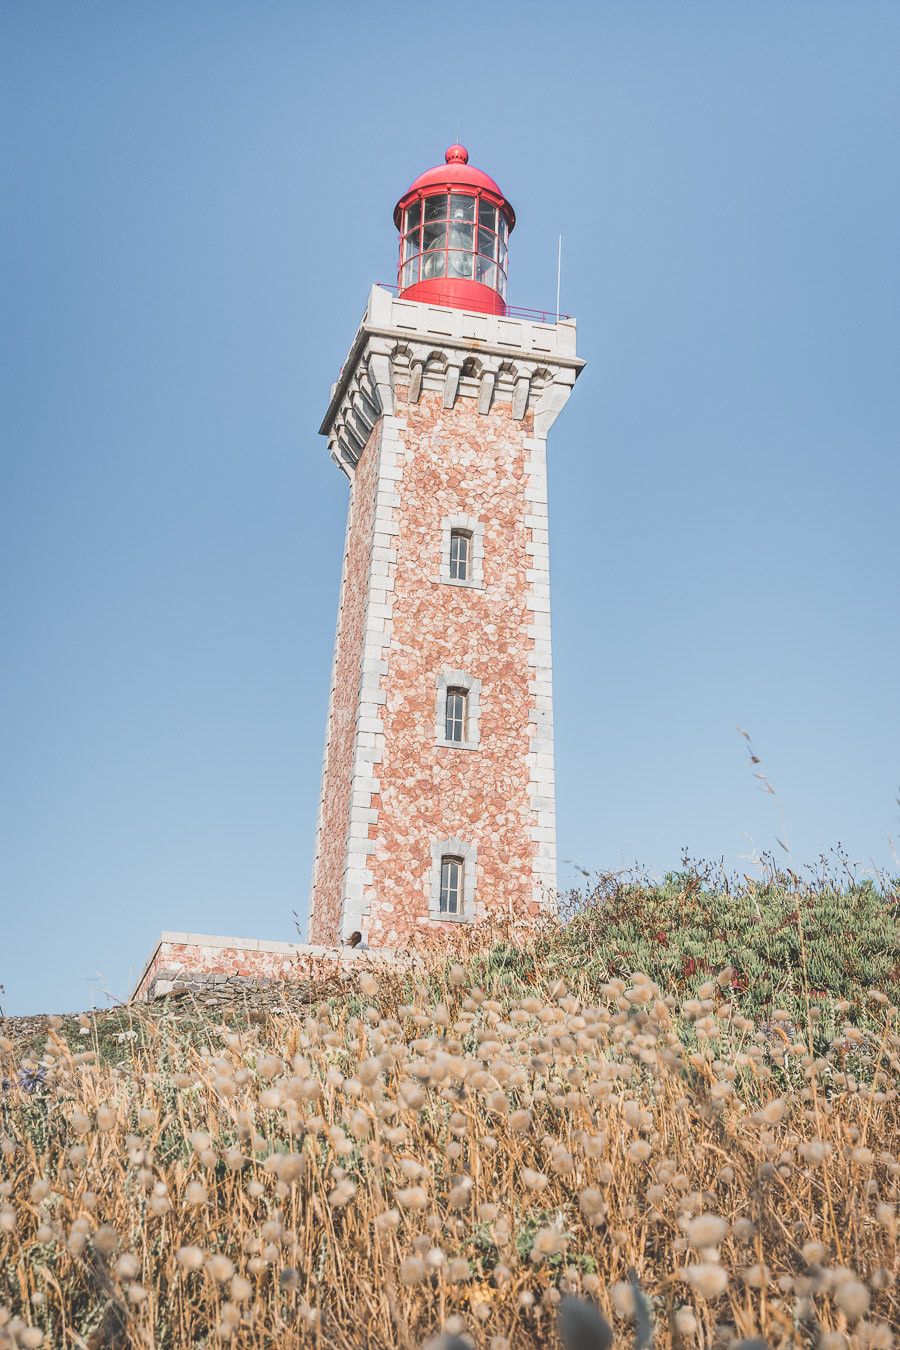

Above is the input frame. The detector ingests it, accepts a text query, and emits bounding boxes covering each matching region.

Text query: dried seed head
[446,1257,471,1282]
[834,1280,869,1320]
[579,1187,605,1218]
[92,1226,120,1257]
[176,1245,206,1272]
[609,1281,636,1318]
[114,1253,140,1280]
[184,1181,208,1207]
[207,1254,235,1283]
[675,1307,697,1335]
[521,1168,548,1191]
[685,1263,729,1299]
[759,1098,787,1125]
[328,1180,356,1209]
[684,1214,727,1248]
[95,1106,116,1132]
[400,1255,426,1286]
[395,1185,428,1211]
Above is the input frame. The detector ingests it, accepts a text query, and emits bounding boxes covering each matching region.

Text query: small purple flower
[21,1066,47,1093]
[8,1066,47,1094]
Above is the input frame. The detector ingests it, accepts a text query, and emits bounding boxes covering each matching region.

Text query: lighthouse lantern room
[394,144,515,315]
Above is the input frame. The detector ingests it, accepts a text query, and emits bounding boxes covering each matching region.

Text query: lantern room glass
[399,191,508,301]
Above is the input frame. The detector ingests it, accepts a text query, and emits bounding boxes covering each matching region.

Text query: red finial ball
[445,143,468,164]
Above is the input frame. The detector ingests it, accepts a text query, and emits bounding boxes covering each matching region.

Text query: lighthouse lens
[422,251,445,280]
[448,221,473,251]
[448,251,474,279]
[423,221,446,253]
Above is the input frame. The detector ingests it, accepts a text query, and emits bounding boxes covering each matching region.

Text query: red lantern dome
[393,145,516,316]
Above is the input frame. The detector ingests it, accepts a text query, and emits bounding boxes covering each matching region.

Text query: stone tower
[309,145,583,948]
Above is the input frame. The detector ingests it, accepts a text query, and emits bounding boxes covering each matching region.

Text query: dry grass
[1,926,898,1348]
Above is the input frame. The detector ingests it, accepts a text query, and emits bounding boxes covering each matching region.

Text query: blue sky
[3,2,898,1015]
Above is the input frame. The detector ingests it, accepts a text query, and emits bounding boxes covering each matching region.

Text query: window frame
[439,514,484,589]
[449,528,472,582]
[439,855,464,915]
[429,837,477,923]
[435,670,481,750]
[444,686,468,743]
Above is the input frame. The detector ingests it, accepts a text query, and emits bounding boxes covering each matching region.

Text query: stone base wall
[131,932,388,1002]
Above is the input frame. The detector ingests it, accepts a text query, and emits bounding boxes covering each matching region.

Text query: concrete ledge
[160,932,299,954]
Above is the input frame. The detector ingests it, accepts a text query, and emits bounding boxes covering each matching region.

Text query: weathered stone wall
[131,933,386,1002]
[308,421,383,944]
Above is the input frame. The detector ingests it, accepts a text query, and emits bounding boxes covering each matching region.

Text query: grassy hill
[1,870,897,1347]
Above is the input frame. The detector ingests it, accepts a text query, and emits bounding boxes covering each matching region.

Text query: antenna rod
[555,234,562,321]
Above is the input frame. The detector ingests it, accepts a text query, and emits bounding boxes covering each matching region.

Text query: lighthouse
[309,145,584,948]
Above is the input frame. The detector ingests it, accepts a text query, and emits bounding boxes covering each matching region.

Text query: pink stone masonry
[310,374,562,945]
[368,391,540,944]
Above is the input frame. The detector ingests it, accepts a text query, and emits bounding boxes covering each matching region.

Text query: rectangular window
[440,856,463,915]
[445,688,467,743]
[449,529,471,580]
